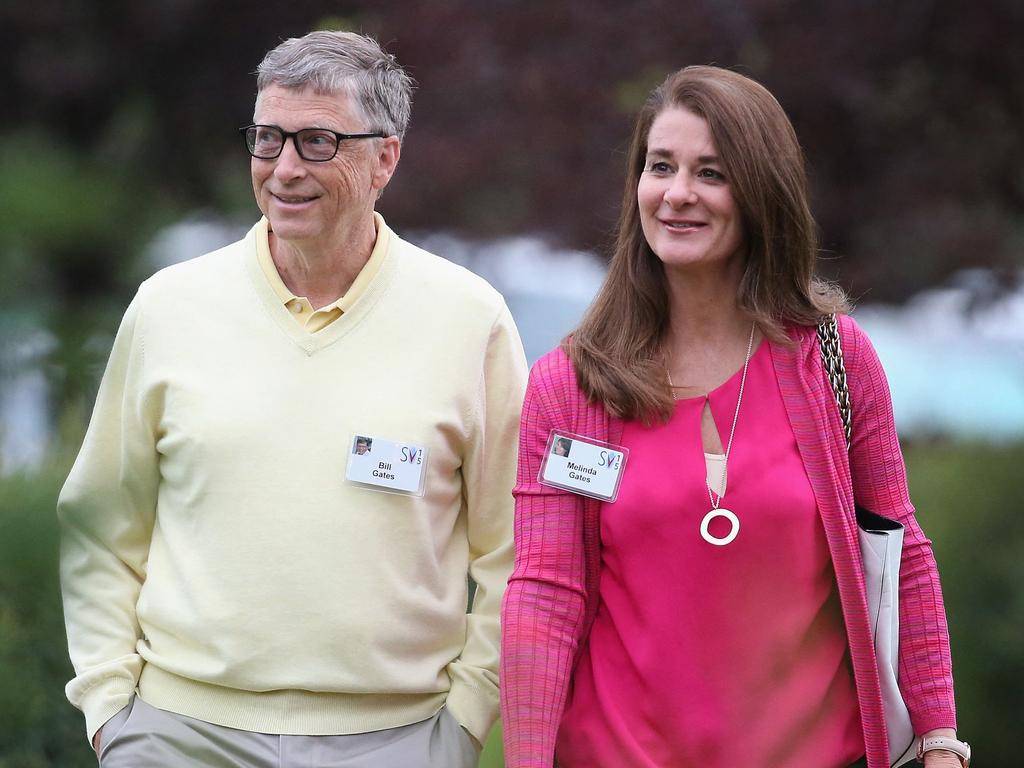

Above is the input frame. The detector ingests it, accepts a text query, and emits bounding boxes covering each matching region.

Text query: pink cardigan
[500,316,956,768]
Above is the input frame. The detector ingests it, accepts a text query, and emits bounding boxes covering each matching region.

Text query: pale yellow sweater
[58,217,528,744]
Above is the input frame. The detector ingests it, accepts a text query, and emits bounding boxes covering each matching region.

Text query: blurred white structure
[855,270,1024,440]
[1,217,1021,473]
[0,329,54,472]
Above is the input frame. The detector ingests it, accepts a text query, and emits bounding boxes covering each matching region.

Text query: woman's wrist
[921,728,956,738]
[918,728,970,766]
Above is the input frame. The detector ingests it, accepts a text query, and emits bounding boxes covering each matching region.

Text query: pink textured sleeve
[841,317,957,733]
[500,355,587,768]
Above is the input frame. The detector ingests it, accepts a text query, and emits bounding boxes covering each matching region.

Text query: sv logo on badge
[400,447,423,464]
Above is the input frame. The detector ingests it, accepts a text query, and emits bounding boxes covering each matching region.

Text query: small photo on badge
[353,436,372,455]
[551,437,573,458]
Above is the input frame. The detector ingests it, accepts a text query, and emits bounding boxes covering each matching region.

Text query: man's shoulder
[139,230,251,300]
[390,233,507,312]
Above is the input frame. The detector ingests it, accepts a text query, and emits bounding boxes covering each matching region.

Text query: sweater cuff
[445,679,498,747]
[911,710,958,738]
[75,676,137,744]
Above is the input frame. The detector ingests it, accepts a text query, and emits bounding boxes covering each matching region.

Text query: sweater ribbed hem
[138,665,447,735]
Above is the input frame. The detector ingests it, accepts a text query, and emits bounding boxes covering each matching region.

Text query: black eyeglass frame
[239,124,386,162]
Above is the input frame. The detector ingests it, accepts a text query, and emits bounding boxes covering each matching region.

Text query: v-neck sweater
[58,217,528,744]
[500,316,956,768]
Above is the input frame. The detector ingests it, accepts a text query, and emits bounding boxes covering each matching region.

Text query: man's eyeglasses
[240,124,385,162]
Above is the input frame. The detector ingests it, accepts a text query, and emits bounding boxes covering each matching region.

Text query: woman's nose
[664,173,697,207]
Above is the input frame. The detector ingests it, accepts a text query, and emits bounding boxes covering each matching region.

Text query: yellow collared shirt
[255,214,390,333]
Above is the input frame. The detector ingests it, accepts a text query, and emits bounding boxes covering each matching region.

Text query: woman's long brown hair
[567,66,849,423]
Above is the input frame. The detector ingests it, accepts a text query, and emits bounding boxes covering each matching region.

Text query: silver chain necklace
[667,321,756,546]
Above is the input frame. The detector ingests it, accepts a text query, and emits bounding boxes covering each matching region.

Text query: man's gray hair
[256,31,414,141]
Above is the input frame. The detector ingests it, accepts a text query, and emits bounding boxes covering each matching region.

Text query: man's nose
[273,137,307,179]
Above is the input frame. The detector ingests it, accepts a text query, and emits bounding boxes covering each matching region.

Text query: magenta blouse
[500,317,956,768]
[554,341,862,767]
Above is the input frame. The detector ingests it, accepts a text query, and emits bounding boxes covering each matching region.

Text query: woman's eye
[698,167,726,181]
[646,161,672,174]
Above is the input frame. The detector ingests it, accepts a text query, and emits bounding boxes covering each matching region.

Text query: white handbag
[818,316,918,767]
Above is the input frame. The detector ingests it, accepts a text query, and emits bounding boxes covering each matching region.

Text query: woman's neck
[661,264,757,397]
[662,261,748,347]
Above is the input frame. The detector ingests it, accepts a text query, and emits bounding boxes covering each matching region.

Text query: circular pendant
[700,508,740,546]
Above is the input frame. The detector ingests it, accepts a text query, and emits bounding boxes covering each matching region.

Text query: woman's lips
[660,219,707,232]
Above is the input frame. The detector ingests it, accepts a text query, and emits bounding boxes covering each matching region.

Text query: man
[59,30,527,767]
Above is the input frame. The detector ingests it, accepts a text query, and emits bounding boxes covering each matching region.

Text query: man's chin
[268,219,319,245]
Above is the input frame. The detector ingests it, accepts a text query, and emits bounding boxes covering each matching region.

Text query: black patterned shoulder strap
[817,314,852,452]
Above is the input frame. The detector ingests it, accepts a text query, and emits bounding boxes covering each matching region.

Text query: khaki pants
[98,697,480,768]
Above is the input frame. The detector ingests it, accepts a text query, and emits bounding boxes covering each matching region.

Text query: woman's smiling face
[637,107,745,275]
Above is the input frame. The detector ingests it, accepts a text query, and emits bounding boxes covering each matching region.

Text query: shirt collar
[254,212,390,313]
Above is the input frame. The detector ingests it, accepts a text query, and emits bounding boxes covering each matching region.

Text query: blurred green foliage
[0,464,90,768]
[1,441,1020,765]
[0,127,177,426]
[904,440,1024,762]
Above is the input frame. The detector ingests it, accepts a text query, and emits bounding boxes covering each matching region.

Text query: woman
[500,67,965,768]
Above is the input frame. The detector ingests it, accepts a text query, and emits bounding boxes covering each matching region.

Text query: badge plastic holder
[345,434,428,497]
[537,430,629,502]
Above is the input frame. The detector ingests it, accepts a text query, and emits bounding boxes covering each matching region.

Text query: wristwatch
[917,736,971,766]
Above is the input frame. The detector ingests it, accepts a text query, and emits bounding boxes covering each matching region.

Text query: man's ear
[372,136,401,193]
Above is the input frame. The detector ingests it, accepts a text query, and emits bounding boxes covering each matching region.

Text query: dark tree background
[3,0,1021,305]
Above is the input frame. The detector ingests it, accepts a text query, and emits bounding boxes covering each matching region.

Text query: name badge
[538,430,628,502]
[345,434,428,496]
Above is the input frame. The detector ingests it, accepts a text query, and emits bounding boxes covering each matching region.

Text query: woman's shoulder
[780,315,879,368]
[526,343,592,413]
[833,313,884,377]
[530,343,578,386]
[770,316,886,396]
